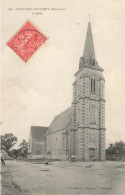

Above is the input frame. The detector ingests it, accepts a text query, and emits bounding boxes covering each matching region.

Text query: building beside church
[28,126,48,159]
[28,22,106,161]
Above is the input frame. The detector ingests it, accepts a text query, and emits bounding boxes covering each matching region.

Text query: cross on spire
[89,14,91,22]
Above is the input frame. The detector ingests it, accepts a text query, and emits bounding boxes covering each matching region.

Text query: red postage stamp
[7,21,47,62]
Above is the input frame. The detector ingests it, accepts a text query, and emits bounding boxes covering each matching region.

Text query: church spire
[77,21,103,73]
[83,22,95,63]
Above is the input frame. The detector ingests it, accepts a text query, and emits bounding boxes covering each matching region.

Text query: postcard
[1,0,125,194]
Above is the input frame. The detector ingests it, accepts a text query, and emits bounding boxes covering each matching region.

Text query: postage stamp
[7,21,47,62]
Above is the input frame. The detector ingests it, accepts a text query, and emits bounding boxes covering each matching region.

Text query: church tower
[72,22,106,161]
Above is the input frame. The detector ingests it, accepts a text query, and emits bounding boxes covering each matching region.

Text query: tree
[1,133,18,153]
[8,149,18,158]
[106,141,125,154]
[18,139,28,158]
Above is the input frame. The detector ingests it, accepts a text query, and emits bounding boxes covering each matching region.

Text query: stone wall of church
[46,129,67,160]
[99,130,106,161]
[28,141,46,159]
[75,128,86,160]
[32,141,45,155]
[99,78,106,161]
[72,66,106,161]
[88,129,100,160]
[75,128,102,161]
[69,129,76,157]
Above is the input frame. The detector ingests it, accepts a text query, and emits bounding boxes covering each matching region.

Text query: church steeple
[73,19,106,162]
[83,22,95,63]
[78,21,103,72]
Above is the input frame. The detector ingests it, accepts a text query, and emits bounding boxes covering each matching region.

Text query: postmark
[7,21,47,62]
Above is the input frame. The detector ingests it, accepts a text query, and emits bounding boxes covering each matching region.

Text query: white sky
[1,0,125,148]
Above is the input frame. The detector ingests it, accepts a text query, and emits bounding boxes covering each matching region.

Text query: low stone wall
[106,153,125,161]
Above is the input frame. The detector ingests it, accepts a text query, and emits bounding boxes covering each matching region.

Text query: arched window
[91,107,96,123]
[91,78,95,93]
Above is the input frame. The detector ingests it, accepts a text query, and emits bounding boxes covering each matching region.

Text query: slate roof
[30,126,48,141]
[46,106,72,135]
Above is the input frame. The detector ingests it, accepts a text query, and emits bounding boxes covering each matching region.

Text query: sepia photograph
[1,0,125,194]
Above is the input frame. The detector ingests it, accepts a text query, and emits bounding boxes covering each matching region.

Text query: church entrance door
[89,148,95,161]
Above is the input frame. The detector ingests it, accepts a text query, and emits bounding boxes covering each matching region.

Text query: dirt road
[1,161,125,194]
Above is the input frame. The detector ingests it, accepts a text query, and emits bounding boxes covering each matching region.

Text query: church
[28,22,106,161]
